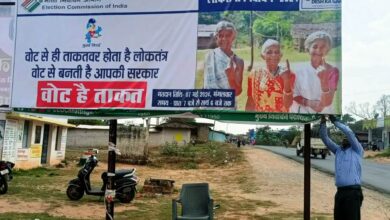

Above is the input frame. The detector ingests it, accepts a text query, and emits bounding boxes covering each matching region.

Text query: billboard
[11,0,341,122]
[0,2,15,108]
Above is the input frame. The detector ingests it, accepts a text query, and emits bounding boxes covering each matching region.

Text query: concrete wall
[67,126,147,157]
[67,129,109,148]
[161,128,191,146]
[117,127,147,156]
[147,132,161,147]
[208,131,227,142]
[197,126,209,143]
[146,128,191,147]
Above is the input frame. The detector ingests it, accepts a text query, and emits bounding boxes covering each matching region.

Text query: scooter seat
[116,169,135,177]
[101,169,135,180]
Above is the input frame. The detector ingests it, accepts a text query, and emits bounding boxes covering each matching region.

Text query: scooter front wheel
[0,177,8,194]
[66,185,84,200]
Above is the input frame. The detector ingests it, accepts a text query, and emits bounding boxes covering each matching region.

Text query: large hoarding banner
[0,2,15,108]
[12,0,341,121]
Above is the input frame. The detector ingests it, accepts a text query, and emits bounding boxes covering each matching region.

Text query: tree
[68,119,107,125]
[348,120,364,132]
[375,95,390,118]
[222,11,252,36]
[253,12,292,42]
[341,113,355,124]
[282,126,301,145]
[346,101,377,119]
[163,117,196,124]
[255,126,283,146]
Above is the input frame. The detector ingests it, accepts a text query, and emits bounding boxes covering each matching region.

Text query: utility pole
[304,123,311,220]
[106,119,117,220]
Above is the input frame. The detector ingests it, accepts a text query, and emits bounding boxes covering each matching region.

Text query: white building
[0,112,74,169]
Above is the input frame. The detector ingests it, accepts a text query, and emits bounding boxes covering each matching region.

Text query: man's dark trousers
[334,185,364,220]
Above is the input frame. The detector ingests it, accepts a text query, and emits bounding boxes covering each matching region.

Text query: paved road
[255,145,390,195]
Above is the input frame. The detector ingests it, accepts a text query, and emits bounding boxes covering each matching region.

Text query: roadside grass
[375,148,390,157]
[10,167,67,201]
[65,146,109,163]
[149,142,244,169]
[116,198,171,220]
[237,174,259,194]
[366,148,390,159]
[0,213,81,220]
[255,212,332,219]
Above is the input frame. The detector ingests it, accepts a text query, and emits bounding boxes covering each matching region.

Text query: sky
[124,1,390,135]
[342,0,389,108]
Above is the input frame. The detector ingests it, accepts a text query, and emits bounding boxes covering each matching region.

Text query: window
[22,121,30,148]
[34,125,42,144]
[55,127,62,151]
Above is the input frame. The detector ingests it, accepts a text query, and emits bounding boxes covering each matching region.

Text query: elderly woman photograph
[290,31,340,113]
[203,20,244,97]
[245,39,295,112]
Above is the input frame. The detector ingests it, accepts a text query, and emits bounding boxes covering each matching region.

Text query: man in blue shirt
[319,115,364,220]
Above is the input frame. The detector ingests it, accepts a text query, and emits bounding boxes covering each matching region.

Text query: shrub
[160,142,180,156]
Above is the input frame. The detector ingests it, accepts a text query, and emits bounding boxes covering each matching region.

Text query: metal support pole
[106,119,117,220]
[304,123,311,220]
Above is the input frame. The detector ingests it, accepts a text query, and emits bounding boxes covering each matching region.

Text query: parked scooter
[0,161,15,194]
[66,152,138,203]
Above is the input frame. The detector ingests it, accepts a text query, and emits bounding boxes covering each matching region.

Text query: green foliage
[163,117,196,124]
[14,167,58,177]
[342,113,356,124]
[348,120,364,132]
[0,213,77,220]
[255,126,283,146]
[291,11,341,23]
[222,11,252,36]
[67,119,107,125]
[253,12,292,42]
[182,161,198,169]
[199,11,340,50]
[160,142,180,157]
[375,148,390,158]
[281,126,301,145]
[154,142,243,169]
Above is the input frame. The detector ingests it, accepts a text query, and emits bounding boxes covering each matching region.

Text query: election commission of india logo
[85,18,103,44]
[22,0,42,12]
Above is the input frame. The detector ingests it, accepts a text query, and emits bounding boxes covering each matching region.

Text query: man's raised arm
[319,117,339,154]
[332,119,364,156]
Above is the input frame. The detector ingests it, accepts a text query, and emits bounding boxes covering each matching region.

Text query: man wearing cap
[203,20,244,99]
[320,115,364,220]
